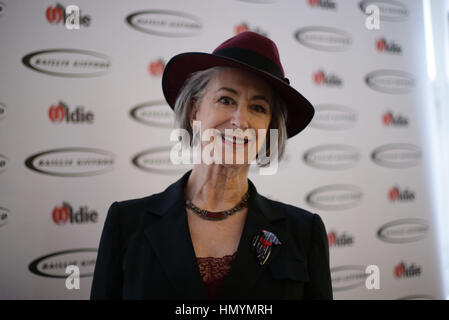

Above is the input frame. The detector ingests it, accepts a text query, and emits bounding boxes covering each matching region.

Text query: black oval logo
[129,101,174,128]
[28,248,97,278]
[0,103,7,120]
[397,294,436,300]
[331,265,368,291]
[294,26,352,51]
[0,206,10,227]
[0,2,5,16]
[365,70,415,94]
[303,145,360,170]
[132,146,193,175]
[22,49,111,78]
[125,10,202,37]
[377,219,428,243]
[360,0,408,22]
[24,148,115,177]
[310,105,357,130]
[306,185,363,210]
[371,144,421,168]
[0,153,8,174]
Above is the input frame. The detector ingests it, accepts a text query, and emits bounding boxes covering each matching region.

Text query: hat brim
[162,52,314,138]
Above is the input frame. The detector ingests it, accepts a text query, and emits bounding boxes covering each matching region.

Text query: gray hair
[173,66,288,166]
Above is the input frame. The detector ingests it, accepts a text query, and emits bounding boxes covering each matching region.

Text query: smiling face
[190,67,273,166]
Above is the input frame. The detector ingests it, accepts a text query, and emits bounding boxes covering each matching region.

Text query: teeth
[221,134,247,144]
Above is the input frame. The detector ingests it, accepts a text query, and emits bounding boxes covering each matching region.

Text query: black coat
[90,170,333,300]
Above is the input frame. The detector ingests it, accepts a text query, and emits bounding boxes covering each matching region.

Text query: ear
[189,99,199,127]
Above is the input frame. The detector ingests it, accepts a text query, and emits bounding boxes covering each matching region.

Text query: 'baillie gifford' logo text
[22,49,110,78]
[132,146,193,176]
[359,0,408,22]
[303,144,360,170]
[125,10,202,37]
[377,219,428,243]
[331,265,368,291]
[306,184,363,210]
[365,70,414,94]
[371,144,421,168]
[310,105,357,131]
[129,101,173,128]
[294,26,352,52]
[24,148,114,177]
[28,249,97,278]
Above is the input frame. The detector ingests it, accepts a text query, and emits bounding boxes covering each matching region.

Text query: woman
[91,31,333,300]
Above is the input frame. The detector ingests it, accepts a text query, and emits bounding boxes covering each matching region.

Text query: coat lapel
[143,171,207,299]
[143,170,289,300]
[218,179,289,299]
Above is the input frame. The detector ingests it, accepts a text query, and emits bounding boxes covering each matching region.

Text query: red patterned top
[196,252,237,299]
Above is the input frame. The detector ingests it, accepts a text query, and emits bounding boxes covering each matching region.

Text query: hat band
[214,47,286,82]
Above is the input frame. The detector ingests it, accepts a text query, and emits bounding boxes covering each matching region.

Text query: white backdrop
[0,0,445,299]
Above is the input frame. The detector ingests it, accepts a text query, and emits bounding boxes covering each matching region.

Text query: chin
[218,162,251,170]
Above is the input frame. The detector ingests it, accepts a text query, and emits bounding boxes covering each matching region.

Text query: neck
[185,164,250,212]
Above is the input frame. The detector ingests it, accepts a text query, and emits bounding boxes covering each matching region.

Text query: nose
[230,101,249,130]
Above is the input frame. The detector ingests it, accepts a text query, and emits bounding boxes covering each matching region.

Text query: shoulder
[260,195,327,241]
[112,193,159,213]
[111,173,186,217]
[260,196,329,269]
[104,191,165,229]
[263,195,316,225]
[104,173,187,231]
[111,188,167,214]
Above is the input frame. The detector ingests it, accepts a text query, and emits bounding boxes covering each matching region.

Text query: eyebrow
[216,87,270,104]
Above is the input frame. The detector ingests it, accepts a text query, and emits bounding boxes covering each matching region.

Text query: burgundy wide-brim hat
[162,31,314,138]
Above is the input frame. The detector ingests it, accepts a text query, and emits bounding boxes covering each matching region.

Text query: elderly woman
[91,32,333,300]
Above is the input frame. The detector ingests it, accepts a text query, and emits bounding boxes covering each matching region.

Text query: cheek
[203,110,231,131]
[254,117,271,146]
[256,133,268,152]
[257,115,272,133]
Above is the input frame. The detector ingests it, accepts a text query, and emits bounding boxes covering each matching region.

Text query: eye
[251,104,267,114]
[218,96,234,105]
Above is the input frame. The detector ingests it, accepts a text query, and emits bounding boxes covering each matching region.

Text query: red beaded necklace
[185,191,249,221]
